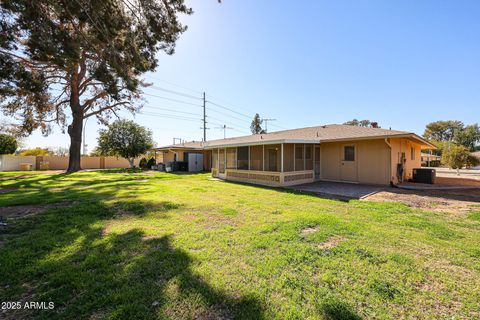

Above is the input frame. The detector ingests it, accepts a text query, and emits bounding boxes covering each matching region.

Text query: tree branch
[84,101,132,118]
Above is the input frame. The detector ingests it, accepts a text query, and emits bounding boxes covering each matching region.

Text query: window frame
[343,145,355,162]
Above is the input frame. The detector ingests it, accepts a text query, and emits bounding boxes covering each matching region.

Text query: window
[305,145,312,159]
[237,146,249,170]
[295,146,303,159]
[411,147,415,160]
[344,146,355,161]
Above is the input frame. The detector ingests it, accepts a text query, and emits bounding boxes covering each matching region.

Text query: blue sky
[22,0,480,151]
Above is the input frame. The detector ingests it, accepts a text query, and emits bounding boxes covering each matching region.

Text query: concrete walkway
[288,181,384,200]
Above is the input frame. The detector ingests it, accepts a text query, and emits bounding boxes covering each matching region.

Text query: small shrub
[146,157,156,169]
[139,157,148,169]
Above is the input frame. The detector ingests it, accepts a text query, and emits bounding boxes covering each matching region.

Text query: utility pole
[202,92,206,142]
[82,117,88,155]
[263,118,276,133]
[215,125,233,139]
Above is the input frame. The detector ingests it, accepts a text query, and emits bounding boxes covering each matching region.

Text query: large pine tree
[0,0,192,172]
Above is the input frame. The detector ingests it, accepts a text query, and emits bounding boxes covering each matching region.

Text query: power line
[144,75,204,95]
[206,100,252,119]
[207,107,252,124]
[137,111,201,123]
[142,92,203,107]
[215,124,233,139]
[149,85,203,101]
[142,105,201,117]
[263,118,277,133]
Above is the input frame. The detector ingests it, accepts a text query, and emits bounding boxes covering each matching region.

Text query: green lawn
[0,170,479,319]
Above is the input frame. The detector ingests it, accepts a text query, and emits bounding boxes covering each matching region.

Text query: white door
[340,144,358,182]
[188,153,204,172]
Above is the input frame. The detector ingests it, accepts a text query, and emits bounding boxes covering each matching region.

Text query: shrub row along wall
[0,155,141,171]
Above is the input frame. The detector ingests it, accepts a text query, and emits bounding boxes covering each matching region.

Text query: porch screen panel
[295,144,305,171]
[212,149,218,170]
[237,147,249,169]
[219,149,225,173]
[250,145,263,171]
[226,148,236,169]
[283,144,294,172]
[305,145,313,170]
[264,144,281,172]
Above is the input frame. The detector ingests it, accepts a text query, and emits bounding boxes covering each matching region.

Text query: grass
[0,170,479,319]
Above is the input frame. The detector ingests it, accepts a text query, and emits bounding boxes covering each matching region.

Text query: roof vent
[322,125,327,129]
[316,132,319,137]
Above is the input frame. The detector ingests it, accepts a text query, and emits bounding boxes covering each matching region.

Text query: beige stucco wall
[389,138,422,184]
[43,156,70,170]
[0,155,36,171]
[320,139,391,185]
[81,157,101,169]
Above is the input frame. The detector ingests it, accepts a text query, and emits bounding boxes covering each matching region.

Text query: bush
[147,157,156,169]
[139,158,148,169]
[0,134,17,154]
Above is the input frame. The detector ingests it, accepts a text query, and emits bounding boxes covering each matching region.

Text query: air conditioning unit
[413,168,436,184]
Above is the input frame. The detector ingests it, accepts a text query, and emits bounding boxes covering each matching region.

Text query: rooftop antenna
[173,137,182,145]
[262,118,276,133]
[215,124,233,139]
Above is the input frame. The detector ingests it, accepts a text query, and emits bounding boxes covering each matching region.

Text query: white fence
[0,155,141,171]
[0,155,36,171]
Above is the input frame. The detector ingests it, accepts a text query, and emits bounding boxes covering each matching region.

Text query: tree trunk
[67,62,83,173]
[128,158,135,168]
[67,113,83,173]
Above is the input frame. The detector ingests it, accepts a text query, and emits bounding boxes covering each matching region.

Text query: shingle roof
[204,124,432,148]
[155,124,434,150]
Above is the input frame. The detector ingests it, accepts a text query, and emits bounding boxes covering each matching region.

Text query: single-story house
[156,124,435,186]
[153,142,210,172]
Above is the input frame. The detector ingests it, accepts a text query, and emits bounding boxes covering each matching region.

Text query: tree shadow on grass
[0,201,263,320]
[317,297,363,320]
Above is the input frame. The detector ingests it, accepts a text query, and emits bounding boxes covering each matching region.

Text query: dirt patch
[0,201,71,220]
[435,176,480,186]
[0,186,18,193]
[197,304,233,320]
[0,174,29,181]
[364,188,480,213]
[141,235,161,241]
[317,236,346,250]
[301,226,319,235]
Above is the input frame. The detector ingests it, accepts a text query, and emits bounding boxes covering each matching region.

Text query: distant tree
[250,113,266,134]
[0,134,17,154]
[97,120,153,168]
[19,148,50,156]
[359,120,371,127]
[49,146,69,156]
[89,147,102,157]
[344,119,379,128]
[0,0,192,172]
[423,120,464,141]
[453,124,480,151]
[343,119,359,126]
[441,144,479,175]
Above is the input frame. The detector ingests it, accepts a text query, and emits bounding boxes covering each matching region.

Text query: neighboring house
[155,124,434,186]
[153,141,210,172]
[421,152,441,167]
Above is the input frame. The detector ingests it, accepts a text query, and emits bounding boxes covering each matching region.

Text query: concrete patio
[287,181,385,200]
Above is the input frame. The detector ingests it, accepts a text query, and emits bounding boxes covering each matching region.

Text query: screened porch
[210,143,320,186]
